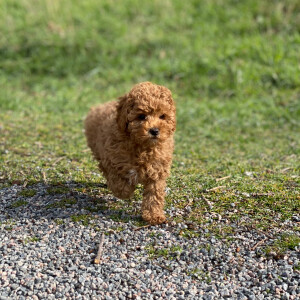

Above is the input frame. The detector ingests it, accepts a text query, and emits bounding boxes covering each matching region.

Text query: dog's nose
[149,128,159,136]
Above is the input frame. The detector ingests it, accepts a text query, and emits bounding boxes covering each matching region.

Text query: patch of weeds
[293,264,300,271]
[187,268,212,283]
[3,225,13,231]
[70,214,94,226]
[74,187,86,193]
[146,244,170,259]
[102,226,124,235]
[113,226,125,232]
[108,211,139,224]
[109,213,126,222]
[47,187,69,195]
[199,244,212,252]
[170,215,184,224]
[18,189,36,197]
[204,232,212,239]
[133,185,143,201]
[9,200,28,208]
[24,236,40,244]
[149,232,162,238]
[170,245,183,253]
[265,233,300,259]
[86,205,108,213]
[1,219,16,230]
[179,229,200,238]
[145,243,183,260]
[46,198,77,209]
[92,226,102,232]
[132,219,147,227]
[54,218,65,225]
[205,225,235,240]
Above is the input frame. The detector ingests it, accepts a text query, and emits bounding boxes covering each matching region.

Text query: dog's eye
[138,114,146,120]
[159,114,166,120]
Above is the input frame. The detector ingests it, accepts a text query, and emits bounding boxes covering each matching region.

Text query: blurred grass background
[0,0,299,229]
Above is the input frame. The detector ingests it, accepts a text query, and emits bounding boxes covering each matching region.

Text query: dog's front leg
[141,180,166,225]
[107,175,136,200]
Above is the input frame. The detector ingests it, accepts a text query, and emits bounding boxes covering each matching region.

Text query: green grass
[54,218,65,225]
[70,214,94,226]
[46,187,69,195]
[24,236,41,244]
[0,0,299,235]
[46,197,77,209]
[145,243,183,260]
[187,268,212,283]
[18,189,36,197]
[9,200,28,208]
[265,233,300,259]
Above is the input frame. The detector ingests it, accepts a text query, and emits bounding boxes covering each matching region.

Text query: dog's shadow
[0,181,143,225]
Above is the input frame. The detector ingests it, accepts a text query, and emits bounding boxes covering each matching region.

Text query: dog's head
[117,82,176,146]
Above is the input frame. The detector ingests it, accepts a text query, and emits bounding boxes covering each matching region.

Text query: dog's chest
[134,150,168,182]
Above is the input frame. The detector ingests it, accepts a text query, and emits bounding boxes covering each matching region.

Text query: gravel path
[0,183,299,299]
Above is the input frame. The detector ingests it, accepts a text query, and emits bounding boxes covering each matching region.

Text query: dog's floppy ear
[160,86,176,133]
[117,94,134,133]
[171,108,176,133]
[168,104,176,133]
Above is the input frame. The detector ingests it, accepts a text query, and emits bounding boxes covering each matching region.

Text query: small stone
[282,283,288,291]
[282,292,290,300]
[220,288,230,297]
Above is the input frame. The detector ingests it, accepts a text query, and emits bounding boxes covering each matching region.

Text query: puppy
[84,82,176,224]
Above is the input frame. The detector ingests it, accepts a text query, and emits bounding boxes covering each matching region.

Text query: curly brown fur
[84,82,176,225]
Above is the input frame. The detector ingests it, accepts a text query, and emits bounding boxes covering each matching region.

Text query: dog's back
[84,101,117,161]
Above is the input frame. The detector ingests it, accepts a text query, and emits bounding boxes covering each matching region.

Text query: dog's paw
[142,210,166,225]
